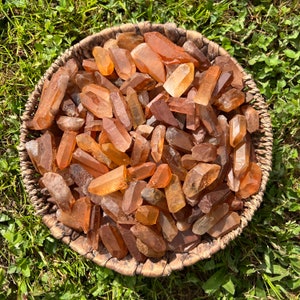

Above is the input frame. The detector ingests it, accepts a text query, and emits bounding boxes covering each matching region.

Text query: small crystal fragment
[135,205,160,225]
[165,127,193,153]
[207,211,241,238]
[198,183,233,214]
[214,88,245,112]
[183,163,221,198]
[27,68,69,130]
[136,124,154,138]
[227,167,240,192]
[75,71,95,89]
[80,91,113,118]
[183,40,211,71]
[198,104,222,137]
[135,238,165,258]
[212,71,233,99]
[69,164,93,196]
[57,197,91,233]
[72,148,109,177]
[101,143,130,166]
[165,174,186,213]
[56,131,77,170]
[61,99,78,117]
[144,32,199,66]
[100,191,126,222]
[117,224,146,262]
[126,87,146,128]
[87,204,101,250]
[130,132,150,166]
[109,47,136,80]
[194,65,221,106]
[162,145,187,181]
[122,181,147,215]
[130,223,167,253]
[176,221,191,232]
[94,71,119,92]
[192,203,229,235]
[116,32,144,51]
[92,46,115,76]
[56,116,85,132]
[148,164,172,189]
[237,162,262,198]
[163,63,194,97]
[150,124,166,163]
[141,187,169,211]
[88,165,128,196]
[131,42,166,82]
[158,211,178,242]
[76,132,114,168]
[82,58,98,72]
[214,56,244,90]
[233,136,250,178]
[147,94,179,127]
[229,114,247,148]
[241,105,260,133]
[102,117,132,152]
[167,97,195,115]
[41,172,75,212]
[127,162,156,181]
[168,229,201,252]
[181,154,198,170]
[110,91,133,130]
[191,143,217,162]
[100,224,128,259]
[120,72,157,93]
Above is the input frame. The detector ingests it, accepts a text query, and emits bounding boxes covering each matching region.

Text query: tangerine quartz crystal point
[131,42,166,83]
[56,116,85,132]
[88,165,128,196]
[100,224,128,259]
[41,172,75,212]
[148,164,172,188]
[28,69,70,130]
[165,174,186,213]
[56,197,91,234]
[122,180,147,215]
[127,162,156,181]
[101,143,130,166]
[108,47,136,80]
[102,117,132,152]
[183,163,221,198]
[126,87,146,129]
[92,46,115,76]
[116,32,144,51]
[214,88,245,112]
[165,126,194,154]
[233,136,250,179]
[158,211,178,242]
[194,65,221,106]
[87,204,101,250]
[237,162,262,198]
[130,132,150,166]
[143,31,199,67]
[241,105,260,133]
[150,124,166,163]
[163,63,194,97]
[135,205,160,225]
[229,114,247,148]
[56,130,77,170]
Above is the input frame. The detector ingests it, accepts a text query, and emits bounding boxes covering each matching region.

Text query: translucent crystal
[116,32,144,51]
[165,126,193,153]
[87,204,101,250]
[92,46,115,76]
[165,174,186,213]
[69,164,93,196]
[212,71,233,99]
[150,124,166,163]
[135,205,160,225]
[158,211,178,242]
[229,114,247,148]
[214,88,245,112]
[241,105,260,133]
[101,143,130,166]
[163,63,194,97]
[130,132,150,166]
[56,131,77,170]
[233,136,250,178]
[120,72,157,94]
[127,162,156,181]
[56,116,85,132]
[148,164,172,189]
[131,42,166,82]
[191,143,217,163]
[183,163,221,198]
[57,197,91,233]
[88,165,128,196]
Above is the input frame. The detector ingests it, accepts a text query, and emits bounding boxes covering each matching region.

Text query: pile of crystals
[25,31,262,260]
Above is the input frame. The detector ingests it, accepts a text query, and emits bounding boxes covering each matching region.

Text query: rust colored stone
[69,163,93,196]
[122,181,147,215]
[198,104,222,137]
[127,162,156,181]
[87,204,101,250]
[135,205,160,225]
[141,187,169,211]
[130,132,150,166]
[100,224,128,259]
[88,165,128,196]
[120,72,157,94]
[214,88,245,112]
[56,131,77,170]
[57,197,91,234]
[56,116,85,132]
[183,163,221,198]
[181,154,198,170]
[150,124,166,163]
[229,114,247,148]
[116,32,144,51]
[92,46,115,76]
[191,143,218,163]
[82,58,98,72]
[131,42,166,82]
[158,211,178,242]
[233,136,250,179]
[135,238,165,258]
[241,105,260,133]
[165,127,193,153]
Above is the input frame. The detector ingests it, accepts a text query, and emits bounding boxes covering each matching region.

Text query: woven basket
[19,22,273,277]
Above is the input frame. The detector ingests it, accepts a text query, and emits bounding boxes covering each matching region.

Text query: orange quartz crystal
[135,205,160,225]
[92,46,115,76]
[150,124,166,162]
[56,131,77,170]
[165,174,186,213]
[148,164,172,188]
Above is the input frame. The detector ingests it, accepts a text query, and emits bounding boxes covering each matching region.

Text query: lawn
[0,0,299,299]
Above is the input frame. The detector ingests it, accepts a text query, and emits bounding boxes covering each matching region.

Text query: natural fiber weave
[19,22,273,277]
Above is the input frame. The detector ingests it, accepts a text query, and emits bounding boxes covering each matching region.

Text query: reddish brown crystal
[141,187,169,211]
[148,164,172,189]
[191,143,217,163]
[241,105,260,133]
[116,32,144,51]
[214,88,245,112]
[100,224,128,259]
[131,42,166,82]
[165,127,193,153]
[130,132,150,166]
[135,205,160,225]
[229,114,247,148]
[56,131,77,170]
[56,116,85,132]
[150,124,166,163]
[88,165,128,196]
[57,197,91,234]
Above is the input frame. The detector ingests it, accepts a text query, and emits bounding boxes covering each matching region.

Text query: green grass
[0,0,300,299]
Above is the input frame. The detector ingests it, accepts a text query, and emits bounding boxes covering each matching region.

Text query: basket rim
[18,21,273,277]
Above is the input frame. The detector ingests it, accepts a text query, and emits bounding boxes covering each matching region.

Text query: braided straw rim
[19,22,273,277]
